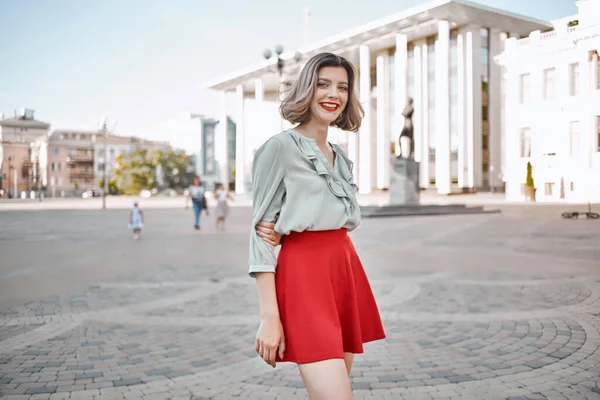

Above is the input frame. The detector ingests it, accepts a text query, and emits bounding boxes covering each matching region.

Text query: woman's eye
[317,82,328,87]
[339,86,348,91]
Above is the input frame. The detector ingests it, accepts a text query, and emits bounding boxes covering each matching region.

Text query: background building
[497,0,600,203]
[206,0,550,195]
[0,109,50,197]
[48,130,96,193]
[192,116,236,190]
[1,110,173,196]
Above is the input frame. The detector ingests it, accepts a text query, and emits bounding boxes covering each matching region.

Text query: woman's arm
[254,272,285,367]
[249,137,287,367]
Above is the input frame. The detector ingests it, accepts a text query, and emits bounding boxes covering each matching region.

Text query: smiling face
[308,66,349,126]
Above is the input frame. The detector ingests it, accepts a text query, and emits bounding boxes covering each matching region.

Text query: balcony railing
[69,172,95,179]
[66,155,94,163]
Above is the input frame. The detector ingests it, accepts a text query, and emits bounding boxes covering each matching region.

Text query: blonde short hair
[279,53,364,132]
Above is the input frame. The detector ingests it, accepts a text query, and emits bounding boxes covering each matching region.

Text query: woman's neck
[295,121,329,147]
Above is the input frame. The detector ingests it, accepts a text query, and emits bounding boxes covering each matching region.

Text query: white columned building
[496,0,600,203]
[205,0,550,196]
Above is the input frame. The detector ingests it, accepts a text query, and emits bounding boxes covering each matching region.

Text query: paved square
[1,205,599,399]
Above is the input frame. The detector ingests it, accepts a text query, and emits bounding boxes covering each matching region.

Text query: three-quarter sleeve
[248,137,286,277]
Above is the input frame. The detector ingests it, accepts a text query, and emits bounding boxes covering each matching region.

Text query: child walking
[129,201,144,240]
[214,183,232,231]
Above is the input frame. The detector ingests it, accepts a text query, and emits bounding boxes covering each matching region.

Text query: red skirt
[275,228,386,364]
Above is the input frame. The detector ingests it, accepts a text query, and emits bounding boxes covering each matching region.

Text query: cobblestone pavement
[1,207,599,399]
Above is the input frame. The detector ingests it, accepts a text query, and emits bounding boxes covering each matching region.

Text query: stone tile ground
[0,207,599,399]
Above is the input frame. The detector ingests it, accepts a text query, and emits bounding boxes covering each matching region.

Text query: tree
[156,149,196,190]
[98,178,120,194]
[113,149,195,194]
[525,161,534,188]
[114,149,158,195]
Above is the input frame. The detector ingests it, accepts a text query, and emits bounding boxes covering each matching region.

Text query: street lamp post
[7,156,12,198]
[262,46,302,100]
[101,119,108,210]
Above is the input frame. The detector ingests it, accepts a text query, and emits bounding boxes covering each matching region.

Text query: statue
[398,97,414,159]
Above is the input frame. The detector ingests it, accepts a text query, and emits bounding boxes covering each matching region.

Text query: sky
[0,0,577,153]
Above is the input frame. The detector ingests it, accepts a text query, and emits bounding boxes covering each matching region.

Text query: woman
[214,182,232,231]
[188,176,208,230]
[249,52,385,400]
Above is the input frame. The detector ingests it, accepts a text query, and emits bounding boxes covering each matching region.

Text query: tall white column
[376,51,391,189]
[435,20,451,195]
[217,91,229,189]
[579,49,592,167]
[394,33,408,157]
[457,30,467,188]
[488,29,502,190]
[346,51,360,179]
[359,44,373,194]
[235,84,245,194]
[255,78,264,102]
[465,26,482,189]
[417,40,429,188]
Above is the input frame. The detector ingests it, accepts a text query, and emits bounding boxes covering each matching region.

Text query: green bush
[525,161,534,188]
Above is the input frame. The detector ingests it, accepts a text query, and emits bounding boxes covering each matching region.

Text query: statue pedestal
[389,158,420,206]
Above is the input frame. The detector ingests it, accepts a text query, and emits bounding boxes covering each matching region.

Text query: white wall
[502,25,600,203]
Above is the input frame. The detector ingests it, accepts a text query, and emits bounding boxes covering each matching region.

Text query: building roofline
[0,118,51,128]
[204,0,552,91]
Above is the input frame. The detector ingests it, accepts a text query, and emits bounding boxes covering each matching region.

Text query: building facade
[45,130,171,193]
[0,109,50,197]
[205,0,550,195]
[47,130,97,193]
[192,116,237,190]
[496,0,600,203]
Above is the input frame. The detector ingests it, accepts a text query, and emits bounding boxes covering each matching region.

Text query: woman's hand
[255,316,285,367]
[255,221,282,246]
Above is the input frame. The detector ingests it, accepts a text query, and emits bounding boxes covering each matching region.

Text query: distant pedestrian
[214,182,232,231]
[188,176,208,230]
[128,201,144,240]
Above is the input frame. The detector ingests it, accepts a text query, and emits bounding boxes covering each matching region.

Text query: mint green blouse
[249,129,361,277]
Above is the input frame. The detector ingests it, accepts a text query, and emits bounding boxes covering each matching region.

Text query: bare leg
[343,353,354,375]
[298,359,353,400]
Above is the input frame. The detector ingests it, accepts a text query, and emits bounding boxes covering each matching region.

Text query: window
[57,163,62,171]
[52,148,60,156]
[520,128,532,157]
[519,74,530,103]
[545,182,554,196]
[543,68,556,100]
[570,63,579,96]
[570,121,580,156]
[51,162,55,172]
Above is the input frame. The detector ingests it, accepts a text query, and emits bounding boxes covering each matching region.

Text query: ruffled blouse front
[248,129,361,277]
